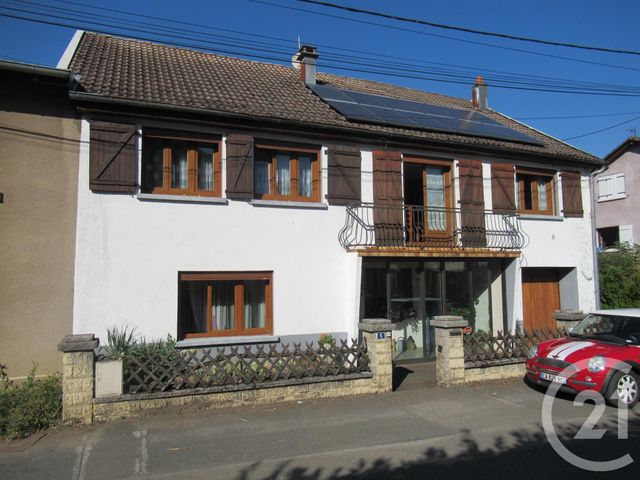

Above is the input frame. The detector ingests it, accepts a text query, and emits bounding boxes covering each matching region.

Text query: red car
[526,309,640,408]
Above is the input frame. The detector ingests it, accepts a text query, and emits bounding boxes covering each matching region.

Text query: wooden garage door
[522,268,559,331]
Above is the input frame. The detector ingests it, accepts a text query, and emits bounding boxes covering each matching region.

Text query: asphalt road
[1,375,639,479]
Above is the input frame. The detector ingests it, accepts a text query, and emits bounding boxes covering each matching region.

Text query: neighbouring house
[52,30,602,365]
[595,137,640,248]
[0,60,80,378]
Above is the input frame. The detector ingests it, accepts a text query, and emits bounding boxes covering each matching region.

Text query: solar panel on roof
[310,84,543,146]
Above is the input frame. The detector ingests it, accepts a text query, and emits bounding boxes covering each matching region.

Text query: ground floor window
[361,259,505,361]
[178,272,272,339]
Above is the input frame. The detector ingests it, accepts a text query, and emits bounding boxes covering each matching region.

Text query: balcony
[338,203,527,252]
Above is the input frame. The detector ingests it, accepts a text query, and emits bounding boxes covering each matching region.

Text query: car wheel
[607,370,639,408]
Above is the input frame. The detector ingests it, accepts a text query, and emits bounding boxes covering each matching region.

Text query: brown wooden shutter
[458,159,486,246]
[561,171,583,218]
[491,163,516,213]
[327,146,361,205]
[89,121,138,193]
[372,151,403,246]
[226,134,254,200]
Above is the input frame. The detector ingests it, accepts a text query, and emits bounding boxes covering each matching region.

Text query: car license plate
[540,372,567,384]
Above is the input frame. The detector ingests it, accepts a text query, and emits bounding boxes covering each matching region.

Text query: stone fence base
[464,363,526,383]
[59,326,393,424]
[94,374,373,422]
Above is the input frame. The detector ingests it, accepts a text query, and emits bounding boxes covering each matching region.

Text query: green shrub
[129,334,177,359]
[318,334,335,345]
[103,325,139,359]
[599,243,640,309]
[0,363,62,439]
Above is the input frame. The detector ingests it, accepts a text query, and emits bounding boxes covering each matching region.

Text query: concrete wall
[595,144,640,243]
[0,72,79,378]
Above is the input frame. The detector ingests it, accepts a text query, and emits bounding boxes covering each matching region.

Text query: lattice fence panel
[464,329,564,367]
[123,339,370,394]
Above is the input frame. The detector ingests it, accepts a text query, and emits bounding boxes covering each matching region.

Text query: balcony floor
[355,246,522,258]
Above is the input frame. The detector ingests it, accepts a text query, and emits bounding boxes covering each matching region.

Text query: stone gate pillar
[432,316,467,386]
[359,319,393,393]
[58,334,99,424]
[553,310,586,333]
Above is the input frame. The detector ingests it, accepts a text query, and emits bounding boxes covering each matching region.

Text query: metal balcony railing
[338,203,527,250]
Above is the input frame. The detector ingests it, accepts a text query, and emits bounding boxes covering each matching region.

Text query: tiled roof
[69,32,599,164]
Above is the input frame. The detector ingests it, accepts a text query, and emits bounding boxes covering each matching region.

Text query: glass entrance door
[361,258,504,363]
[389,262,441,361]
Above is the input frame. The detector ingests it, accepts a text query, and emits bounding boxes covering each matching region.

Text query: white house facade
[64,32,601,363]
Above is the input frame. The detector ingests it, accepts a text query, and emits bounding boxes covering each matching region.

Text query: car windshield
[572,314,640,345]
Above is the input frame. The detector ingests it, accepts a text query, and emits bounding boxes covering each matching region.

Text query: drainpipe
[590,164,607,310]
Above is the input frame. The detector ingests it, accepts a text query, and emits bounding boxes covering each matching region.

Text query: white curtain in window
[299,155,312,197]
[172,145,188,189]
[425,167,445,230]
[244,280,266,329]
[537,180,547,210]
[254,161,269,195]
[276,154,290,195]
[212,281,235,331]
[197,146,214,191]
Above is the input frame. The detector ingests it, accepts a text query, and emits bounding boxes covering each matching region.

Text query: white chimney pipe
[472,75,488,109]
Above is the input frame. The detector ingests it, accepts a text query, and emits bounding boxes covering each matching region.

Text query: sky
[0,0,639,158]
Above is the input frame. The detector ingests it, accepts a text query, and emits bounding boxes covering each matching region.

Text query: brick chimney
[472,76,488,109]
[295,44,318,85]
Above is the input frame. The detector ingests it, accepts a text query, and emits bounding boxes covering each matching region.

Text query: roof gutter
[0,59,71,79]
[69,91,604,166]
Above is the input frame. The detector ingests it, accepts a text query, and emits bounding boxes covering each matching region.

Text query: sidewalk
[1,378,638,479]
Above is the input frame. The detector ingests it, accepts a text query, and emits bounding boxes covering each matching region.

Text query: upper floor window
[515,168,555,215]
[254,143,320,202]
[402,159,454,237]
[597,173,626,202]
[142,131,222,196]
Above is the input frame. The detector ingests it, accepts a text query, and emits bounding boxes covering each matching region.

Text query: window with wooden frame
[402,157,455,242]
[178,272,273,339]
[515,168,555,215]
[142,131,222,196]
[253,143,321,202]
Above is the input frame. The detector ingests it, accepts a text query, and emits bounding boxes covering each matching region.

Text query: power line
[6,0,640,95]
[296,0,640,56]
[2,2,637,143]
[516,111,640,121]
[25,0,639,93]
[562,115,640,141]
[2,4,640,97]
[251,0,640,73]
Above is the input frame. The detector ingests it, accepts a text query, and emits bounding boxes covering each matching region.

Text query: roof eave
[69,91,602,166]
[0,59,71,80]
[602,136,640,164]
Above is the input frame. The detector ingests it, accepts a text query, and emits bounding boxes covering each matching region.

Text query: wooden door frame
[522,268,560,332]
